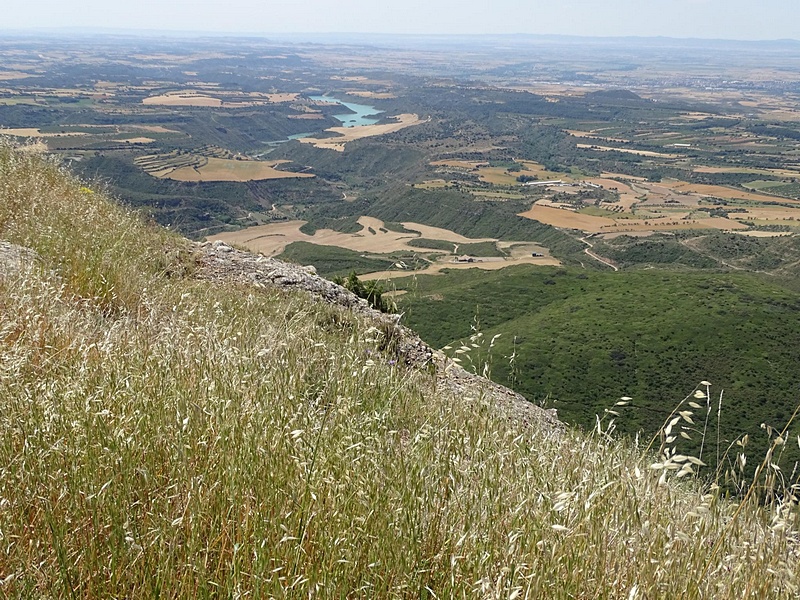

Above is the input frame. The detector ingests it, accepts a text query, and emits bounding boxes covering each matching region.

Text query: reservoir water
[309,96,383,127]
[263,96,383,147]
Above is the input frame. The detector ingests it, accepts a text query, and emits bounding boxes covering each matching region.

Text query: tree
[333,271,392,313]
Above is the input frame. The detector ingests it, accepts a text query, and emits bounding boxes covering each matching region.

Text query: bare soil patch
[348,91,397,99]
[166,158,315,183]
[210,216,558,277]
[360,254,561,281]
[0,71,33,80]
[731,230,795,238]
[576,143,680,158]
[520,202,747,234]
[143,92,222,107]
[567,130,628,143]
[1,128,87,138]
[519,204,616,231]
[667,181,800,204]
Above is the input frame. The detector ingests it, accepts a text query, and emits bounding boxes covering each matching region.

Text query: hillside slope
[0,142,799,597]
[396,266,800,475]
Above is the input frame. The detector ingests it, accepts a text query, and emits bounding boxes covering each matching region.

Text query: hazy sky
[4,0,799,41]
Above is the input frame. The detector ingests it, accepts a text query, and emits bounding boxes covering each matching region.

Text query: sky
[3,0,799,41]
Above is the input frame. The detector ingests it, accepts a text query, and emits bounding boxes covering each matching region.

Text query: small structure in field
[524,180,564,187]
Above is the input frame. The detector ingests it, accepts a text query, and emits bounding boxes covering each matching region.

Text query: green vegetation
[396,265,800,474]
[380,221,416,234]
[332,271,392,312]
[3,143,800,597]
[592,235,719,269]
[364,188,586,261]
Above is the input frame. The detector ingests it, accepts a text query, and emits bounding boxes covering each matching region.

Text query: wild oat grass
[0,142,799,597]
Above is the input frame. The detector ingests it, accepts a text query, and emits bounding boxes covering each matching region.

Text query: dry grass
[1,143,800,597]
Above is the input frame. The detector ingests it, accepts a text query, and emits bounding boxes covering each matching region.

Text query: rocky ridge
[0,237,560,431]
[195,240,561,431]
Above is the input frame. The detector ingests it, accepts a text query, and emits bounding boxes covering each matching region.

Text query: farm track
[579,236,618,271]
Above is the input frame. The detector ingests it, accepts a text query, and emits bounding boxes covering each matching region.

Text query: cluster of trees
[332,272,392,312]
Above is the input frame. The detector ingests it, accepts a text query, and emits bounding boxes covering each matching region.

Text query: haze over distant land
[2,0,799,41]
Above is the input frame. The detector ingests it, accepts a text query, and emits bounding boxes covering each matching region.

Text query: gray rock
[193,242,562,432]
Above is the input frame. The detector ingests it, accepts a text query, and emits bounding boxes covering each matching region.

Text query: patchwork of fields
[211,215,560,278]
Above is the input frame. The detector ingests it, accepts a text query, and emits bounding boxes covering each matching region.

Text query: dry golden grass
[731,230,795,238]
[415,179,449,189]
[3,143,800,597]
[262,93,299,103]
[477,167,522,186]
[726,206,800,220]
[586,177,640,209]
[165,158,314,183]
[287,113,326,120]
[403,223,494,243]
[692,166,800,176]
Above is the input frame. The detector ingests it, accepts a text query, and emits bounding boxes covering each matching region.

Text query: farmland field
[166,157,314,182]
[2,36,800,273]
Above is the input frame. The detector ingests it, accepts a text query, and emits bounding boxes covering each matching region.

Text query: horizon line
[0,27,798,45]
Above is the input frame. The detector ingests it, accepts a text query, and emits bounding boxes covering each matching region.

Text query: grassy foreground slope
[1,144,799,597]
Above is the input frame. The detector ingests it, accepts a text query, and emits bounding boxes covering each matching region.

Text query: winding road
[579,236,619,271]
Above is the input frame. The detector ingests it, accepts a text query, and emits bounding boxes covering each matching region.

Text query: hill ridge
[194,239,562,430]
